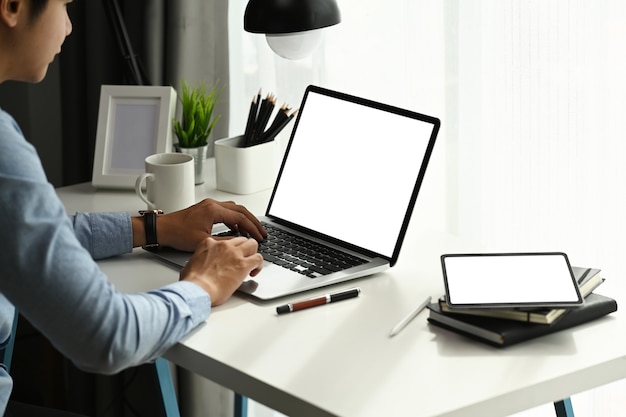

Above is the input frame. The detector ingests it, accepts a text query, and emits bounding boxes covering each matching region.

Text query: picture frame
[91,85,177,189]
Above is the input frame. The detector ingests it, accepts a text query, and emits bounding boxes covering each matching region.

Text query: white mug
[135,153,195,214]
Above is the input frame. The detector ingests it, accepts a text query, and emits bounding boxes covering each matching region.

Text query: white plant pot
[214,135,276,194]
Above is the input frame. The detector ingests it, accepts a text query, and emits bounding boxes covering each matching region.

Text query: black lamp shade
[244,0,341,34]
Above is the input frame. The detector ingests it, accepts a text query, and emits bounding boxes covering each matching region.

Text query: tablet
[440,252,584,309]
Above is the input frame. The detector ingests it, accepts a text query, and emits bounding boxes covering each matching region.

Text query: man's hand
[180,236,264,306]
[133,198,268,251]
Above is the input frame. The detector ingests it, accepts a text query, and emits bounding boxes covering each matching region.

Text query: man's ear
[0,0,23,27]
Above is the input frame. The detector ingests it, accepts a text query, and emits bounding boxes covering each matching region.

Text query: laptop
[150,85,440,300]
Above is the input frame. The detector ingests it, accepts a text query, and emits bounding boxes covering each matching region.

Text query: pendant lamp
[244,0,341,60]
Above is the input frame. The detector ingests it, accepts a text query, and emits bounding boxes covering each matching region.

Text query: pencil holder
[214,135,276,194]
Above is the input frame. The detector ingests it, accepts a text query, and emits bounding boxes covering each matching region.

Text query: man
[0,0,267,414]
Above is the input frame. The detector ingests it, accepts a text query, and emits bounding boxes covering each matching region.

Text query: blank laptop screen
[267,87,438,259]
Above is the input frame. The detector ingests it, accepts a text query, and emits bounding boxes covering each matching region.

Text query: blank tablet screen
[441,252,583,309]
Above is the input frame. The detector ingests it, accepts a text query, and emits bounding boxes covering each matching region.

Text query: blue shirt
[0,109,211,414]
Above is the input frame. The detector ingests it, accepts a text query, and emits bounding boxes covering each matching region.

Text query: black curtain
[60,0,151,186]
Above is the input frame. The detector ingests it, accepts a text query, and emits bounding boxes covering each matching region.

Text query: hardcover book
[427,292,617,347]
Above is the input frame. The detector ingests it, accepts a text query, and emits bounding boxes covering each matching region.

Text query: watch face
[139,209,164,215]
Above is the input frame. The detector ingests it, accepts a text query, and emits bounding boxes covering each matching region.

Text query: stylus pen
[276,288,361,315]
[389,296,432,337]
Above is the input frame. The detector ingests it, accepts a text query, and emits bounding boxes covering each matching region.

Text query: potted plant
[173,80,221,184]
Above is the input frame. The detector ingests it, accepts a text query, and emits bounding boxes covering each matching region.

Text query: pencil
[243,93,259,144]
[258,108,298,144]
[244,89,263,146]
[251,93,275,146]
[267,103,290,131]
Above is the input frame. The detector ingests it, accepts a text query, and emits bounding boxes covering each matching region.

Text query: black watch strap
[139,210,163,248]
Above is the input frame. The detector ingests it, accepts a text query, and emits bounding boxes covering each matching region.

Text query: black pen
[276,288,361,315]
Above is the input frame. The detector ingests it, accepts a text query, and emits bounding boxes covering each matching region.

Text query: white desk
[57,160,626,417]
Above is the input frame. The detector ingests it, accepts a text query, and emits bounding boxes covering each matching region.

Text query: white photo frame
[92,85,177,189]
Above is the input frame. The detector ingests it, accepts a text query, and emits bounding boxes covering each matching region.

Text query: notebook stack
[427,267,618,347]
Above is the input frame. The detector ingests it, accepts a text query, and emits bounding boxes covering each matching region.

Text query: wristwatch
[138,209,163,248]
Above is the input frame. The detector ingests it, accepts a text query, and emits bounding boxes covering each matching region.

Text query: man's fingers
[219,202,267,239]
[233,236,260,254]
[249,253,264,277]
[224,217,266,241]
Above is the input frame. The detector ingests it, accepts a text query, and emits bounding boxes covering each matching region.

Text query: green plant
[173,80,222,148]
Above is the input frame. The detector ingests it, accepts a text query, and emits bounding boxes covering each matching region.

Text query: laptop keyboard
[217,223,368,278]
[259,223,368,278]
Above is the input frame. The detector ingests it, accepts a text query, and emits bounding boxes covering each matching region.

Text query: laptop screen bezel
[264,85,440,266]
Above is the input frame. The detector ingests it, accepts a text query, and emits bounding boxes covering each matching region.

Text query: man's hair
[29,0,48,21]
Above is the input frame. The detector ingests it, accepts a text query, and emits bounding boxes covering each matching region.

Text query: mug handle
[135,173,156,209]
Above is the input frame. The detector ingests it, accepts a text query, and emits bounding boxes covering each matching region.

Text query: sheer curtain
[454,1,626,269]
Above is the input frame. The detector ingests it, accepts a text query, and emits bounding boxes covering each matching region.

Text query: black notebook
[427,292,617,347]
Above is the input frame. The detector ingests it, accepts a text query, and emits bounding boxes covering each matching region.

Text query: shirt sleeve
[70,211,133,260]
[0,109,211,374]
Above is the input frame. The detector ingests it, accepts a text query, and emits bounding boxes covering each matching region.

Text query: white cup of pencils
[214,89,297,194]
